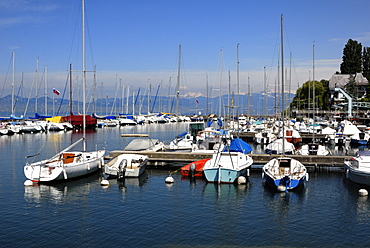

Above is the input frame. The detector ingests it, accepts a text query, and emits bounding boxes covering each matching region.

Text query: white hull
[24,150,105,182]
[105,153,148,178]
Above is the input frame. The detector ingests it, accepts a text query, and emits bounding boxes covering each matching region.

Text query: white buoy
[359,188,368,196]
[165,176,174,183]
[100,179,109,186]
[277,185,286,192]
[24,180,34,186]
[237,176,246,185]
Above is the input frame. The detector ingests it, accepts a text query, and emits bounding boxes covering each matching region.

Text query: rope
[169,168,181,175]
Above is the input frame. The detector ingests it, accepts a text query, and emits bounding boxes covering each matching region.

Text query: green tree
[340,39,362,74]
[363,47,370,80]
[290,80,330,110]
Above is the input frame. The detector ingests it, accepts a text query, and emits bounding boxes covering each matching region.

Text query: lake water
[1,123,370,247]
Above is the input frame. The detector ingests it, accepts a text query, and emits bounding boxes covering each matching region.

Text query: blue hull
[264,174,305,190]
[204,167,246,183]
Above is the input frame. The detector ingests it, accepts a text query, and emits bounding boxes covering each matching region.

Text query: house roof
[329,73,368,90]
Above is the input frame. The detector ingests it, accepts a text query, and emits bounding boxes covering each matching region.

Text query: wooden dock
[107,150,350,169]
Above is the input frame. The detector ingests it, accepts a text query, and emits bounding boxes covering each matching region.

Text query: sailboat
[262,15,308,191]
[203,137,253,183]
[24,0,105,183]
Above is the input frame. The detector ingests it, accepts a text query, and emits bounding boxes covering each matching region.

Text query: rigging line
[0,54,13,99]
[56,73,70,116]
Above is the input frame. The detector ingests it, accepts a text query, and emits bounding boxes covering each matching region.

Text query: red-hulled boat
[180,158,210,177]
[63,113,97,128]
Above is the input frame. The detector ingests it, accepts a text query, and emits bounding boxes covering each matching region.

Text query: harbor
[2,124,370,248]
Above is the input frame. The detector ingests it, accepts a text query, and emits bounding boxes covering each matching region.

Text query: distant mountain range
[0,92,294,118]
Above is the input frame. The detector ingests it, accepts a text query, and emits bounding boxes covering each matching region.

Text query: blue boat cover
[177,132,188,138]
[355,150,370,157]
[223,138,252,154]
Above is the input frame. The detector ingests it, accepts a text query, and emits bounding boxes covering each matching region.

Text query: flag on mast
[53,88,60,95]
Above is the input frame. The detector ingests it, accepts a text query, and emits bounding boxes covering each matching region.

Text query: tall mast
[44,66,48,116]
[236,44,240,118]
[219,49,223,118]
[35,58,39,113]
[176,44,181,116]
[82,0,86,151]
[281,14,285,155]
[11,52,15,116]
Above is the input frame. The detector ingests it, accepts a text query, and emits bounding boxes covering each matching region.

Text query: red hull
[63,114,97,128]
[180,158,210,177]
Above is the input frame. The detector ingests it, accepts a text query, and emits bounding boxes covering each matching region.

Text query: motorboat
[122,134,164,152]
[265,138,296,155]
[350,132,370,146]
[180,158,210,177]
[262,157,308,191]
[296,143,331,156]
[104,153,148,178]
[344,150,370,186]
[203,138,253,184]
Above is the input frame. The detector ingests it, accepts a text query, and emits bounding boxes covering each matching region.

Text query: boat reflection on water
[263,181,307,204]
[24,171,149,202]
[24,172,100,204]
[202,182,250,202]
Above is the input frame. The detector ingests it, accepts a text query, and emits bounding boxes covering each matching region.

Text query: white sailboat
[24,0,105,183]
[262,15,308,191]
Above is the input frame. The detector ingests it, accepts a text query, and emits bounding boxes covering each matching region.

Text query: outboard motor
[117,159,127,181]
[190,163,196,178]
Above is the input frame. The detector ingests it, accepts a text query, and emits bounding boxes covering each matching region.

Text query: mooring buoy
[165,176,174,183]
[100,179,109,186]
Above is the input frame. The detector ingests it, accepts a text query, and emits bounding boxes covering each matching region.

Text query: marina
[1,123,370,247]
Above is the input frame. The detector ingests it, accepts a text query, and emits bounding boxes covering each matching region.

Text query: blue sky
[1,0,370,100]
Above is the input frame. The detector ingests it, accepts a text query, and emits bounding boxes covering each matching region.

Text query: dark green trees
[340,39,362,74]
[290,80,330,111]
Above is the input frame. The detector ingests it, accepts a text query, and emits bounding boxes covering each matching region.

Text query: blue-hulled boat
[203,138,253,184]
[262,157,308,191]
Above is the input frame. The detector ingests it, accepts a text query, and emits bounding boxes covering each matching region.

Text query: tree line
[290,39,370,111]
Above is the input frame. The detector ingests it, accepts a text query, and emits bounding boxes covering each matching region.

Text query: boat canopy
[223,138,252,154]
[355,150,370,157]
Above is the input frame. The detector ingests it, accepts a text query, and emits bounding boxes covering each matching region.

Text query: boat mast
[219,49,223,119]
[69,64,73,115]
[281,14,285,155]
[82,0,86,151]
[176,44,181,117]
[236,44,240,119]
[11,52,15,116]
[44,66,48,116]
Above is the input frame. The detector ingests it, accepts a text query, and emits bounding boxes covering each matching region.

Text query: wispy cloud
[0,0,59,28]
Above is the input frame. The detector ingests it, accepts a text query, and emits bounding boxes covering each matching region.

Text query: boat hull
[104,154,148,178]
[344,161,370,186]
[181,158,210,177]
[204,167,246,183]
[24,150,105,182]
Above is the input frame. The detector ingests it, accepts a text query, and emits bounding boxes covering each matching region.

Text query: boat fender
[306,173,309,181]
[359,189,368,196]
[277,185,286,192]
[63,169,68,180]
[237,176,246,185]
[87,163,90,170]
[247,169,250,177]
[24,180,34,186]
